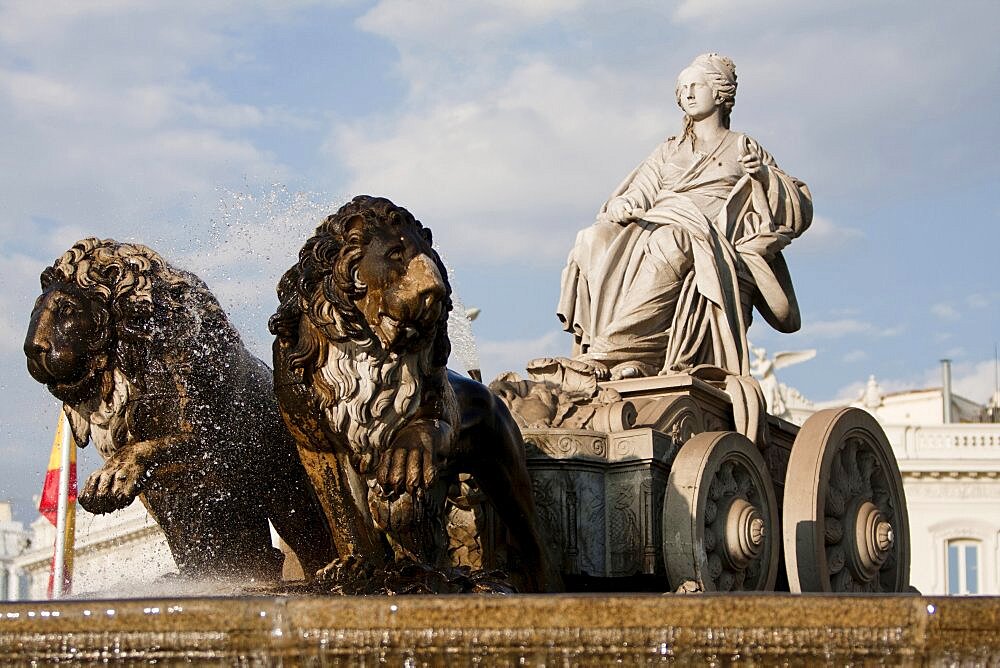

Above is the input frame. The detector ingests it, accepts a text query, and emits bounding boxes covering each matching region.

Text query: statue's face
[676,67,718,120]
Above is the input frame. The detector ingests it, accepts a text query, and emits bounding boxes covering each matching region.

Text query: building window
[946,539,980,595]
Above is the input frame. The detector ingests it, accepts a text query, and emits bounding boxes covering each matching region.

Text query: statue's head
[675,53,737,127]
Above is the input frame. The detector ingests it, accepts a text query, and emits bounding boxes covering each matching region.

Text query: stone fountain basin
[1,594,998,664]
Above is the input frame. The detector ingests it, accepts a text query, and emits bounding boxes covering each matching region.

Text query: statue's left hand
[79,455,146,514]
[739,151,766,180]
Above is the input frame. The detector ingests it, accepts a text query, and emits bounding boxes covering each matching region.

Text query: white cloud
[930,303,961,321]
[842,350,867,363]
[359,0,586,43]
[833,358,999,406]
[795,317,905,340]
[798,318,872,339]
[330,59,670,263]
[673,0,817,24]
[966,293,995,309]
[476,329,567,383]
[356,0,590,96]
[952,360,999,404]
[0,3,322,258]
[791,215,864,254]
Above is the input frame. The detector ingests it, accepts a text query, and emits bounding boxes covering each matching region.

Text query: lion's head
[24,237,215,406]
[271,195,452,373]
[270,196,455,466]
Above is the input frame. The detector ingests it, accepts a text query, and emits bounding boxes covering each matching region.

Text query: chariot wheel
[663,431,779,592]
[783,407,910,593]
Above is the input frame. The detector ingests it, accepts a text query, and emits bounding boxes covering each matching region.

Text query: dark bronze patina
[270,196,559,592]
[24,238,334,580]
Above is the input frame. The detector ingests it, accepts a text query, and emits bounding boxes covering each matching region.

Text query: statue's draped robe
[557,132,812,440]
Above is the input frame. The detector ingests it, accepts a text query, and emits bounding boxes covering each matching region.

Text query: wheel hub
[723,497,765,570]
[846,500,893,581]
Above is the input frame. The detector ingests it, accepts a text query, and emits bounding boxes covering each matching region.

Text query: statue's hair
[41,237,225,381]
[42,237,207,322]
[676,52,738,142]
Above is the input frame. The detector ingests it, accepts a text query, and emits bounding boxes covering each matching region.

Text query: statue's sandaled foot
[566,356,611,380]
[609,360,658,380]
[527,355,609,379]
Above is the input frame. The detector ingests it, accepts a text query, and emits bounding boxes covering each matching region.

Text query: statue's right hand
[604,197,635,224]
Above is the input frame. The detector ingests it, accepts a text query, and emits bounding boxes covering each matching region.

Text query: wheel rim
[783,408,910,593]
[663,431,779,592]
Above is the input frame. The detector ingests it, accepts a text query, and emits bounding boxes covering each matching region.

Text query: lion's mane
[270,196,455,467]
[42,238,244,452]
[43,237,229,383]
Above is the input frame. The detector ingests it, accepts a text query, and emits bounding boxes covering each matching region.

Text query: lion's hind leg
[141,466,284,581]
[451,375,563,593]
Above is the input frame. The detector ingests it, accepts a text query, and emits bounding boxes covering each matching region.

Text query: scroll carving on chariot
[493,53,910,594]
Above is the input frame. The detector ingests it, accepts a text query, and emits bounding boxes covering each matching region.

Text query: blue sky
[1,0,997,521]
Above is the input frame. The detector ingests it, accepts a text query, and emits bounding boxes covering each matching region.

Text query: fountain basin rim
[0,593,997,663]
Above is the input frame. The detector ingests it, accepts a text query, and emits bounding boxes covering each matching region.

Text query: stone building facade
[773,367,1000,596]
[5,501,174,600]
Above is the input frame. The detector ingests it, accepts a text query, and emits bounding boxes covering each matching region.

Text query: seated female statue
[557,53,812,383]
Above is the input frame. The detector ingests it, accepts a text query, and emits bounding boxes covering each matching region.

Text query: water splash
[171,184,481,374]
[175,184,340,361]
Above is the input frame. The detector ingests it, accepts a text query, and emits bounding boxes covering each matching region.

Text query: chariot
[518,373,910,593]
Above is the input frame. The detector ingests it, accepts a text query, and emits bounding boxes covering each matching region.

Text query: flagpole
[53,413,71,598]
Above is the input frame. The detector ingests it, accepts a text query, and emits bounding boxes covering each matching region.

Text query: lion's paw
[376,422,448,498]
[79,458,145,514]
[315,554,375,587]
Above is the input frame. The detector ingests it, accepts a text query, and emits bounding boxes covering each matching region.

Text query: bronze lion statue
[270,195,559,592]
[24,238,334,580]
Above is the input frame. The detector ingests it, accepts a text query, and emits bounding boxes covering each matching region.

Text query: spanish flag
[38,412,76,597]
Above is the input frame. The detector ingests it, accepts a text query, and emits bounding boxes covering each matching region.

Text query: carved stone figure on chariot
[552,52,812,442]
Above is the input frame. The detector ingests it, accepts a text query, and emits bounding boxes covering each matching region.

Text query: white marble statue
[749,345,816,419]
[557,53,812,383]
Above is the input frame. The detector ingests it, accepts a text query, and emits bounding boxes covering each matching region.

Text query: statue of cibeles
[554,53,812,439]
[24,238,335,580]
